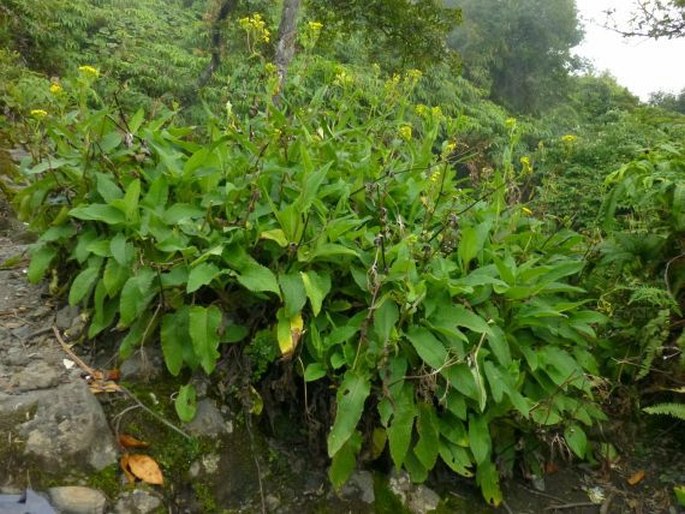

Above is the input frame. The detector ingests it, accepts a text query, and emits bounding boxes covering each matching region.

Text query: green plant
[12,56,608,506]
[591,141,685,381]
[642,402,685,420]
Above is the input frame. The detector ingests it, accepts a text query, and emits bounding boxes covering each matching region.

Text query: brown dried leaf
[118,434,150,449]
[88,380,122,394]
[120,454,136,484]
[627,469,646,486]
[127,454,164,485]
[104,369,121,381]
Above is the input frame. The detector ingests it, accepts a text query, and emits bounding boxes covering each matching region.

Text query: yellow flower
[239,13,270,44]
[307,21,323,32]
[406,69,423,82]
[49,82,62,94]
[519,155,532,175]
[30,109,48,119]
[398,124,413,141]
[414,104,429,117]
[78,65,100,78]
[561,134,577,144]
[505,117,517,129]
[441,141,457,159]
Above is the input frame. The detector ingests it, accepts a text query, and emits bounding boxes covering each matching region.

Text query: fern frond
[643,402,685,421]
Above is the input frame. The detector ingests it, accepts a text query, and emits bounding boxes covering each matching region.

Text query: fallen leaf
[104,369,121,381]
[627,469,646,486]
[545,461,560,474]
[88,381,122,394]
[118,434,150,449]
[120,454,136,484]
[126,454,164,485]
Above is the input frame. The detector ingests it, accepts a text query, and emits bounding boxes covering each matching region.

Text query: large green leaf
[329,431,362,490]
[27,245,56,283]
[468,414,491,465]
[69,263,101,305]
[119,268,156,327]
[327,371,371,457]
[187,262,220,293]
[386,384,416,469]
[111,178,141,222]
[458,220,492,270]
[236,260,280,296]
[300,270,331,316]
[564,424,587,458]
[439,440,473,477]
[102,258,130,297]
[414,403,440,470]
[279,272,307,318]
[476,460,502,506]
[188,305,222,374]
[161,306,193,376]
[70,204,126,225]
[405,326,447,369]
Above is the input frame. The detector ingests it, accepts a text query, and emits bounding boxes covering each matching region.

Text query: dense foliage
[1,0,685,508]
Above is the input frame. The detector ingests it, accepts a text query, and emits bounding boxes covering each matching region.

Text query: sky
[573,0,685,100]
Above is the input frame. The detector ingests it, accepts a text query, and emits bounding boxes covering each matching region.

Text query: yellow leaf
[627,469,646,486]
[126,454,164,485]
[260,229,289,247]
[118,434,150,449]
[276,309,303,359]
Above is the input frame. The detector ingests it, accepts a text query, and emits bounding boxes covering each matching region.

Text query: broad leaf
[300,270,332,316]
[327,371,371,457]
[119,268,156,327]
[406,326,447,369]
[188,305,222,374]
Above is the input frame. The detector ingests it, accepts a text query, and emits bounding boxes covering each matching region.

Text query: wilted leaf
[627,469,646,486]
[276,308,304,358]
[118,434,150,449]
[120,454,135,484]
[125,453,164,485]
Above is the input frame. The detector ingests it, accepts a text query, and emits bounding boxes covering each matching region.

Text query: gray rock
[48,486,106,514]
[10,360,61,392]
[407,485,440,514]
[341,470,375,504]
[113,489,163,514]
[119,347,165,382]
[388,470,440,514]
[55,305,80,331]
[184,399,229,437]
[16,381,118,472]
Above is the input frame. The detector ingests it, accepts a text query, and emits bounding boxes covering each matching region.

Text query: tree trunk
[273,0,301,104]
[196,0,239,90]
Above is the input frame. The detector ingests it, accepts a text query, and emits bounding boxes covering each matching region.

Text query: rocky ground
[1,189,684,513]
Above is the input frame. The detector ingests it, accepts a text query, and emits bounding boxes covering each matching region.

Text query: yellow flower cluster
[49,82,63,94]
[78,65,100,78]
[561,134,577,144]
[505,117,517,129]
[519,155,532,175]
[307,21,323,32]
[30,109,48,119]
[239,13,270,43]
[414,104,444,121]
[441,140,457,159]
[333,67,353,87]
[398,124,413,141]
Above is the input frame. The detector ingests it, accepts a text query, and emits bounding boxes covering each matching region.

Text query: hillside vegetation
[1,0,685,508]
